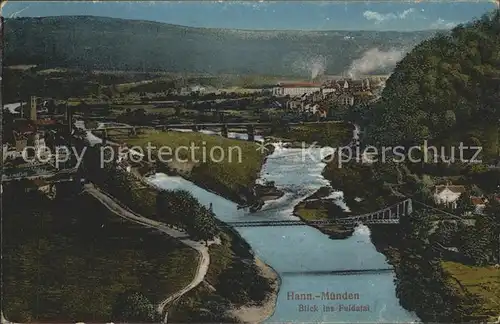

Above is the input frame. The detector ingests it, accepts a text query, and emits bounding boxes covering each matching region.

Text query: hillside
[365,10,500,158]
[4,16,436,77]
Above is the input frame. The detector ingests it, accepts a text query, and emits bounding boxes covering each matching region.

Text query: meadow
[2,193,197,322]
[109,130,266,203]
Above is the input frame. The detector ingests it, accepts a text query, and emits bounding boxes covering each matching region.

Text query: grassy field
[2,192,197,323]
[109,130,265,203]
[295,204,329,220]
[442,261,500,321]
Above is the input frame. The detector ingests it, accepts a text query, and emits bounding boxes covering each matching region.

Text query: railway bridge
[86,121,343,143]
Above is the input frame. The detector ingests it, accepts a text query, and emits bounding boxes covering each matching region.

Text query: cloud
[430,18,457,29]
[363,8,415,24]
[346,47,407,79]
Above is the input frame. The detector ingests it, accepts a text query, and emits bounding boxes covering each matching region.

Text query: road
[83,183,214,320]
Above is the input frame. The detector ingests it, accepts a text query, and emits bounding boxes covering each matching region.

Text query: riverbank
[229,258,280,323]
[108,129,276,206]
[319,157,496,322]
[94,168,279,321]
[165,227,278,323]
[369,223,500,323]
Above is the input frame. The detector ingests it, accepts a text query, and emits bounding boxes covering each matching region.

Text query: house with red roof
[470,196,488,215]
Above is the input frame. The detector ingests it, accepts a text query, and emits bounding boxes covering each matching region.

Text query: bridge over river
[225,199,413,227]
[87,121,343,142]
[280,268,394,276]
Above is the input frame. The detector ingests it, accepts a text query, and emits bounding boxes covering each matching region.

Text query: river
[79,121,418,322]
[147,144,419,323]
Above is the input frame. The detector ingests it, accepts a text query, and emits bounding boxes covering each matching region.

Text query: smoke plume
[309,56,326,80]
[287,54,327,80]
[346,48,406,79]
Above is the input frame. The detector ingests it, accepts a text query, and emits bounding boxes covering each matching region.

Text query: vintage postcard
[1,1,499,323]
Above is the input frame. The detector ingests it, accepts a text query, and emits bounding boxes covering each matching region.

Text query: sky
[1,1,498,31]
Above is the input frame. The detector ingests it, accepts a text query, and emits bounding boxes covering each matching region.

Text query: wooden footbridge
[225,199,413,227]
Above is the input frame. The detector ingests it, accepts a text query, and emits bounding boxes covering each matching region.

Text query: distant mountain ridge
[4,16,438,77]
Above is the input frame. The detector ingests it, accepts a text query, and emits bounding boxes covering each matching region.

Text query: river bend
[147,143,419,323]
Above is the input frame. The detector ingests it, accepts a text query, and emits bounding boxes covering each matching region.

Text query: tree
[192,206,219,244]
[455,190,475,216]
[2,109,15,144]
[415,183,432,202]
[484,197,500,226]
[112,291,161,323]
[156,189,196,226]
[156,189,220,240]
[431,221,458,246]
[174,105,183,117]
[472,169,500,193]
[460,215,494,265]
[484,197,500,262]
[365,10,500,148]
[443,110,457,128]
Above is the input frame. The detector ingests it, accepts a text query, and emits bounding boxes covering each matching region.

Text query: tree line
[81,143,221,243]
[364,10,499,160]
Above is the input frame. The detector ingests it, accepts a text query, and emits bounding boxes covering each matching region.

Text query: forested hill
[4,16,436,76]
[366,10,500,157]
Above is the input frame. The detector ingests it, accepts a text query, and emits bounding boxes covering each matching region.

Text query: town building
[280,78,380,117]
[323,78,371,92]
[321,88,336,97]
[303,103,320,115]
[433,184,466,209]
[272,82,322,97]
[3,119,46,164]
[321,78,376,107]
[336,93,355,106]
[285,99,303,112]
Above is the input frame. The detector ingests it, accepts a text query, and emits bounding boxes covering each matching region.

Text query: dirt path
[84,183,215,319]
